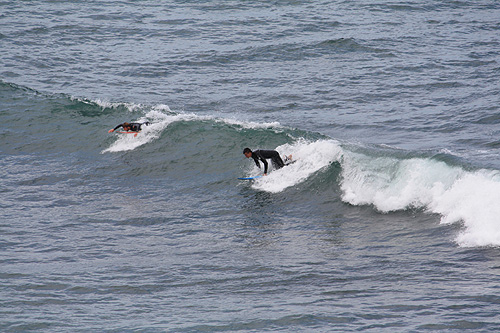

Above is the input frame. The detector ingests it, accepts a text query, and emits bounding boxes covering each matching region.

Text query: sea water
[1,1,500,331]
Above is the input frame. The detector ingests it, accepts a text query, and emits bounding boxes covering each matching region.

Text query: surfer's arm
[261,158,268,174]
[252,157,261,169]
[108,124,123,133]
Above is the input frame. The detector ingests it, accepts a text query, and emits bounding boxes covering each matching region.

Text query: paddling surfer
[243,148,291,176]
[108,121,150,133]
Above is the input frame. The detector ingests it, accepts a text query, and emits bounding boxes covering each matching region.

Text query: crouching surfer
[243,147,292,176]
[108,121,150,137]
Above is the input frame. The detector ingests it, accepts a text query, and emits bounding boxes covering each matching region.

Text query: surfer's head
[243,148,252,158]
[122,122,131,131]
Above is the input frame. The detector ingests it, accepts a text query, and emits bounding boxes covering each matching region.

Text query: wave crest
[339,151,500,247]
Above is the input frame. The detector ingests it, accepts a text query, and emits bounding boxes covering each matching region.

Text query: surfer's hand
[108,129,114,133]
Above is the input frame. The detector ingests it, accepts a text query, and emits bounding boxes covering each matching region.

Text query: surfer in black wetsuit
[108,121,150,133]
[243,148,285,175]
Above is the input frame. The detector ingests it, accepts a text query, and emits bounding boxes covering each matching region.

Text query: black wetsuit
[113,122,150,132]
[251,149,285,174]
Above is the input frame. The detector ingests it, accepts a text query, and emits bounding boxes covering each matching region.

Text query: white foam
[339,151,500,247]
[250,140,342,193]
[72,96,143,112]
[218,118,282,130]
[430,170,500,247]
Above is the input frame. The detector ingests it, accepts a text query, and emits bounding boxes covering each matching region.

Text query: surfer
[108,121,150,133]
[243,148,288,176]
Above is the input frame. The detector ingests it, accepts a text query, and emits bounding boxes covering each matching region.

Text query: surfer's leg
[271,152,285,169]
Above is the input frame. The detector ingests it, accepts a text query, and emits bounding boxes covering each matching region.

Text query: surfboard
[237,175,263,180]
[116,131,141,134]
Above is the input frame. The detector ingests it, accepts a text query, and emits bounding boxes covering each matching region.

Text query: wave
[101,105,285,153]
[339,147,500,247]
[243,137,500,248]
[3,81,500,248]
[72,100,500,248]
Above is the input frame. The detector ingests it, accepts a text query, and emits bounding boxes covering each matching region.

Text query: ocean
[1,0,500,331]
